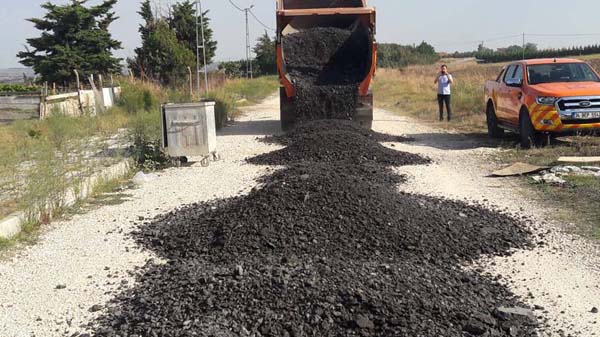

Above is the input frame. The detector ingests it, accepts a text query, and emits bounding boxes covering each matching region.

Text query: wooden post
[187,66,193,100]
[73,69,83,114]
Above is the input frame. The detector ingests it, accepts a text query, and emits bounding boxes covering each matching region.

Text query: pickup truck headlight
[536,96,558,105]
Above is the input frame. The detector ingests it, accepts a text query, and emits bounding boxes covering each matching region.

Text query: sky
[2,0,600,68]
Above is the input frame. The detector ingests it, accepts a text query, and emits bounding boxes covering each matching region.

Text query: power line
[228,0,274,31]
[437,32,600,48]
[528,33,600,37]
[249,9,275,31]
[227,0,244,12]
[435,34,521,47]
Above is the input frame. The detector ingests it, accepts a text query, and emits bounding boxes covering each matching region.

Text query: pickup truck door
[504,64,524,126]
[496,65,516,122]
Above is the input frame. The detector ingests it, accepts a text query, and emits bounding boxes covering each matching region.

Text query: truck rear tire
[519,109,540,149]
[280,88,295,131]
[486,103,504,138]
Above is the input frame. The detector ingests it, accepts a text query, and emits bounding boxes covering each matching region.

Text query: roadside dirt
[0,95,598,337]
[0,109,38,125]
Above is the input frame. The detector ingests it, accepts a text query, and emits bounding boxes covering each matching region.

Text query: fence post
[187,66,193,99]
[73,69,83,114]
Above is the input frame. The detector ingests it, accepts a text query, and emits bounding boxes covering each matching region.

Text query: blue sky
[2,0,600,68]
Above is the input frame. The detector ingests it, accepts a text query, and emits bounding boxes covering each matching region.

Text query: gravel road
[0,95,598,336]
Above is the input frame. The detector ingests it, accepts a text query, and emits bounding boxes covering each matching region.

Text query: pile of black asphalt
[87,120,539,337]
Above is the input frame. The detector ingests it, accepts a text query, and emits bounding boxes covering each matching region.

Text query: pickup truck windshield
[528,63,600,85]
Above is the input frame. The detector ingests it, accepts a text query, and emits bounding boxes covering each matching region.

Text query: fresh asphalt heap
[88,121,540,337]
[283,27,371,121]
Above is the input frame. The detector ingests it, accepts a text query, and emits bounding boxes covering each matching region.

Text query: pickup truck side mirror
[505,78,523,87]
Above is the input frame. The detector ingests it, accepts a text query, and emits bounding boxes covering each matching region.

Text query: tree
[415,41,436,56]
[253,31,277,76]
[18,0,122,85]
[129,0,216,85]
[219,60,246,78]
[143,20,195,85]
[169,1,217,65]
[377,43,440,68]
[129,0,156,79]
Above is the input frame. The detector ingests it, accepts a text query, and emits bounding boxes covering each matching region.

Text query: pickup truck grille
[556,96,600,122]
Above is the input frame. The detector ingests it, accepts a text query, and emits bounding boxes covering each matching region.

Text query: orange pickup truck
[484,58,600,147]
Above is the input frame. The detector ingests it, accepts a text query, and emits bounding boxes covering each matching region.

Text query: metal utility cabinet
[161,102,218,165]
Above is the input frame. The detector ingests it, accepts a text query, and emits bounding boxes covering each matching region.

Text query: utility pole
[244,5,255,79]
[195,0,209,98]
[522,32,526,60]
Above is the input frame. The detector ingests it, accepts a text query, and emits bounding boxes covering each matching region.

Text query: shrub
[119,81,163,113]
[0,84,40,93]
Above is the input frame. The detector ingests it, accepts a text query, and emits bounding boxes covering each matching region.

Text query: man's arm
[434,74,439,84]
[447,74,454,84]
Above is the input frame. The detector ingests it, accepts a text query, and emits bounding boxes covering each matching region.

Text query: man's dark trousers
[438,94,451,121]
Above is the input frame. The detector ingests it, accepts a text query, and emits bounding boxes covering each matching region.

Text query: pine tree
[17,0,122,85]
[169,1,217,66]
[129,0,156,79]
[129,0,216,85]
[253,31,276,75]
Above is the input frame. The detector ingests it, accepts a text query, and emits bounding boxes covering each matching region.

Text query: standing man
[434,65,454,121]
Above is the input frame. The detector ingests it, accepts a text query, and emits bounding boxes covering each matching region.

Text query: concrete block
[0,212,24,239]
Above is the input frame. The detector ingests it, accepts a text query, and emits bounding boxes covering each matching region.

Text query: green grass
[0,221,43,256]
[0,76,279,248]
[497,136,600,166]
[206,76,279,127]
[529,175,600,238]
[0,107,130,219]
[0,174,135,255]
[494,136,600,240]
[0,75,277,252]
[222,76,279,105]
[0,83,40,93]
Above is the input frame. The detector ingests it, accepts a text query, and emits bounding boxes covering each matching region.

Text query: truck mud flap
[354,93,373,129]
[280,87,296,131]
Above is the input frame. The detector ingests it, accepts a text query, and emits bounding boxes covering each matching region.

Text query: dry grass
[373,60,503,132]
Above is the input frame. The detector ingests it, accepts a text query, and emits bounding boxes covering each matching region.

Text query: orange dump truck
[484,58,600,147]
[276,0,377,129]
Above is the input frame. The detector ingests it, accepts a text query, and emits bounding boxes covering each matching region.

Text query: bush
[119,81,163,113]
[0,84,40,93]
[203,91,235,129]
[378,42,441,68]
[127,110,172,171]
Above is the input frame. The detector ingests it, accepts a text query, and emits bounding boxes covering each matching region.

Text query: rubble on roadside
[531,165,600,185]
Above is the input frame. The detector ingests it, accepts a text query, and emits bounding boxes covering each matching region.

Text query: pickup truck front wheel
[519,110,540,149]
[486,103,504,138]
